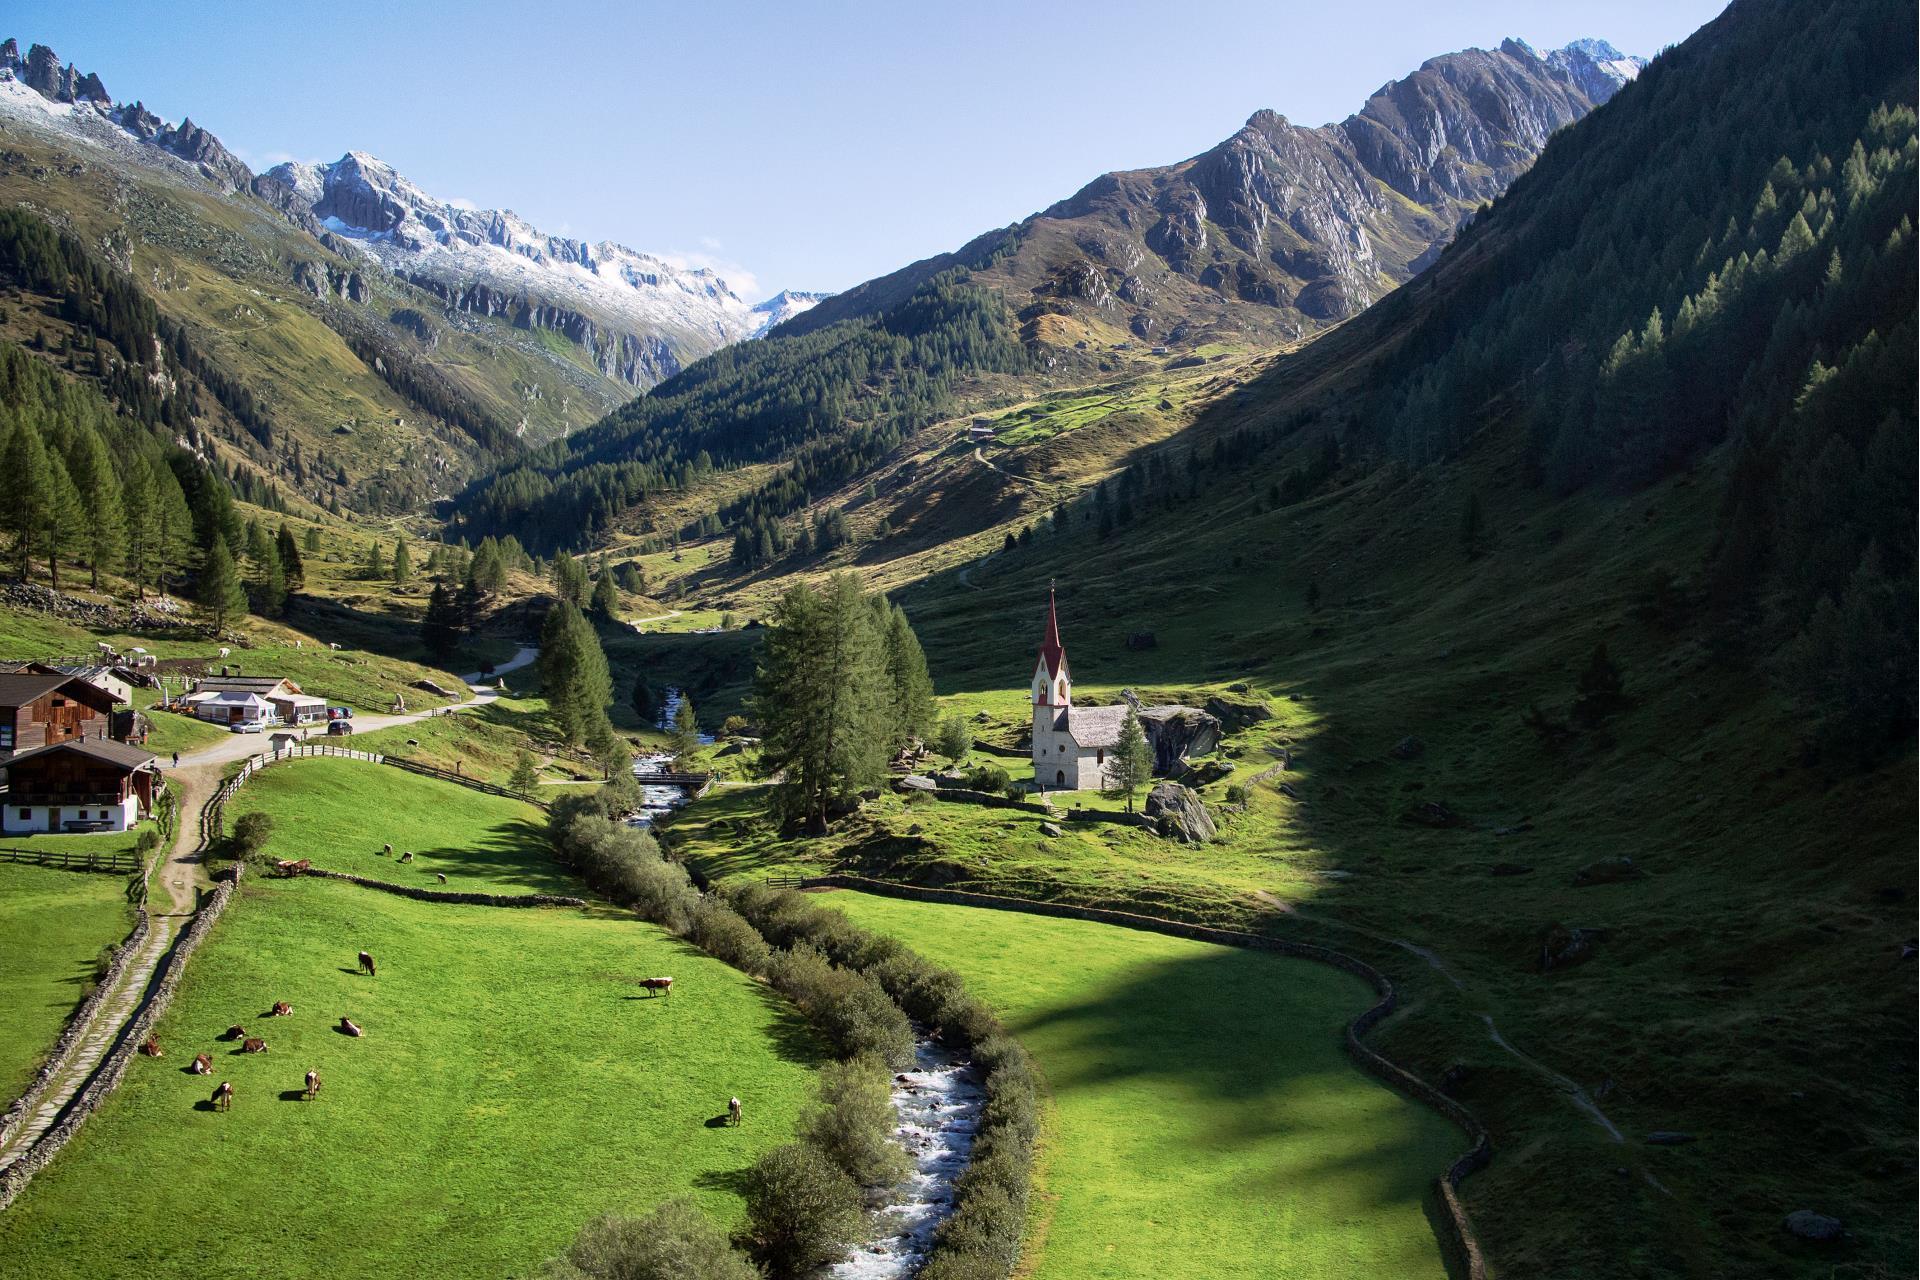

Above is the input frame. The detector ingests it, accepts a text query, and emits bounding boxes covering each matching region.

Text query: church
[1029,587,1129,792]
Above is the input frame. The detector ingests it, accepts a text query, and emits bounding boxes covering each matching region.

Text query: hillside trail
[0,648,538,1176]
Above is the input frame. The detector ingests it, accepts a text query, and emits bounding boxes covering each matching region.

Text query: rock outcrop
[1145,782,1216,843]
[1123,692,1223,774]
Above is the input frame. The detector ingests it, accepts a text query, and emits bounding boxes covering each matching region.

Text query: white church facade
[1030,588,1128,792]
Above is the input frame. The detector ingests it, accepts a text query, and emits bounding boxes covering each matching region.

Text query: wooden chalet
[2,736,162,833]
[0,671,121,760]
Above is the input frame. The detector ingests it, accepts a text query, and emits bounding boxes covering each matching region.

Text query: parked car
[229,721,265,734]
[326,720,354,736]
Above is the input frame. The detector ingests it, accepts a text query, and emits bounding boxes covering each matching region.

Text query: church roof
[1038,587,1065,679]
[1065,705,1128,749]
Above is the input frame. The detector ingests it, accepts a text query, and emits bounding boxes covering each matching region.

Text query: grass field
[223,758,560,894]
[0,862,137,1101]
[0,877,822,1280]
[826,891,1462,1280]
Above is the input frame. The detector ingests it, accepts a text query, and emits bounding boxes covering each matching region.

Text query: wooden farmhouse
[2,737,162,833]
[0,672,122,760]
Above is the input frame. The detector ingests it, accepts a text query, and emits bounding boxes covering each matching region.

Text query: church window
[1055,769,1065,785]
[1097,749,1104,764]
[1058,744,1065,753]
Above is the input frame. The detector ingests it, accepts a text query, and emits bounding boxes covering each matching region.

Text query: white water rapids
[626,686,713,828]
[830,1038,985,1279]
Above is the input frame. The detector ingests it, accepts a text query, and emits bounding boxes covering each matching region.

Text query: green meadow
[0,862,137,1101]
[827,891,1463,1280]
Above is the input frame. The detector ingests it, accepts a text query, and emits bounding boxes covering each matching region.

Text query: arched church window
[1056,769,1065,785]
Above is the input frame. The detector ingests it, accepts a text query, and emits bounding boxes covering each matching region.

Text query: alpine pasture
[0,861,137,1100]
[827,891,1463,1279]
[0,767,824,1280]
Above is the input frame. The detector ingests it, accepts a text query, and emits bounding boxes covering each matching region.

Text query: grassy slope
[0,765,823,1279]
[0,862,137,1101]
[828,891,1461,1280]
[224,758,555,894]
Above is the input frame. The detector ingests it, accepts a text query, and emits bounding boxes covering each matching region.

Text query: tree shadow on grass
[693,1165,755,1196]
[742,979,825,1070]
[402,819,578,895]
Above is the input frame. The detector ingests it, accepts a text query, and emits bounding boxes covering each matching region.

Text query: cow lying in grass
[189,1053,212,1075]
[138,1035,162,1057]
[241,1037,267,1054]
[339,1017,363,1038]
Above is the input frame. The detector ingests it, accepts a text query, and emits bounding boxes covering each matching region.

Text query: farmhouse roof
[195,676,296,695]
[5,736,158,772]
[0,672,115,709]
[1064,704,1128,749]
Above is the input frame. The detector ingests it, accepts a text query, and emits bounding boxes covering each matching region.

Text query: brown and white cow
[189,1053,212,1075]
[211,1081,234,1111]
[639,976,674,999]
[270,1001,292,1017]
[138,1034,162,1057]
[241,1037,267,1054]
[339,1017,364,1038]
[728,1096,742,1127]
[358,951,376,977]
[304,1070,322,1101]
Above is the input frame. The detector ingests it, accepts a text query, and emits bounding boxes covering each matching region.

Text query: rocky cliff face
[783,39,1642,349]
[255,151,812,386]
[2,37,813,393]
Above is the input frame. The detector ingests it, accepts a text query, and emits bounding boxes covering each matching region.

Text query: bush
[134,827,161,858]
[801,1057,910,1189]
[543,1199,756,1280]
[744,1142,863,1277]
[689,898,771,974]
[1225,783,1248,805]
[228,811,274,865]
[767,944,914,1067]
[963,763,1010,795]
[720,714,750,736]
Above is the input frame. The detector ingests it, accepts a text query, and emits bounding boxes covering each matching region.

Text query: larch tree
[1104,707,1154,814]
[197,534,247,633]
[392,535,412,586]
[67,427,124,589]
[537,599,614,746]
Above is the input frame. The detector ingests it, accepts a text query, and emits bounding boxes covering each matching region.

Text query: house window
[16,808,29,820]
[1097,749,1105,764]
[0,724,12,750]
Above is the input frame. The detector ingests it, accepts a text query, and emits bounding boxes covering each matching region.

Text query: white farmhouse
[1029,588,1128,792]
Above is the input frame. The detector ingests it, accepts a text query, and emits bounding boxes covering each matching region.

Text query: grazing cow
[139,1035,162,1057]
[212,1081,233,1111]
[241,1037,267,1054]
[339,1017,364,1038]
[225,1024,246,1041]
[728,1096,742,1127]
[382,843,393,855]
[435,873,447,884]
[275,858,310,877]
[190,1053,212,1075]
[358,951,376,977]
[304,1070,322,1101]
[399,851,413,864]
[271,1001,292,1017]
[639,977,674,999]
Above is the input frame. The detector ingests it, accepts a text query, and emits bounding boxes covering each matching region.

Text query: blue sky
[8,1,1727,299]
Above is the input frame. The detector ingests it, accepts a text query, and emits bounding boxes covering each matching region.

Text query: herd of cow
[135,951,378,1112]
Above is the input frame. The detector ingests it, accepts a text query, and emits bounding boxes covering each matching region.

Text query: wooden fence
[381,756,547,808]
[0,847,140,874]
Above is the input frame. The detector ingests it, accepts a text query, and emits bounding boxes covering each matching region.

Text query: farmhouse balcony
[6,791,124,806]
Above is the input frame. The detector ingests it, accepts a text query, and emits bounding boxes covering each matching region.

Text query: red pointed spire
[1039,582,1065,679]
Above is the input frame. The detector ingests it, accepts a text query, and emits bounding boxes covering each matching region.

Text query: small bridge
[631,770,714,791]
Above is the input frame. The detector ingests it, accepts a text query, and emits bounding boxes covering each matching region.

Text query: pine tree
[122,455,156,597]
[421,580,461,661]
[259,553,288,617]
[1104,707,1154,814]
[153,465,194,596]
[67,427,124,589]
[365,540,386,580]
[245,517,272,567]
[392,535,411,585]
[752,573,894,833]
[197,534,247,632]
[591,568,620,620]
[2,424,51,582]
[671,695,701,759]
[303,527,321,555]
[537,600,614,746]
[878,599,933,749]
[42,454,83,592]
[618,561,647,595]
[275,526,305,591]
[509,750,540,793]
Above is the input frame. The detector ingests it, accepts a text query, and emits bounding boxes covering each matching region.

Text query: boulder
[411,678,455,697]
[1145,783,1216,843]
[1400,800,1464,829]
[1039,821,1064,838]
[1180,759,1233,787]
[1204,694,1273,730]
[1389,735,1426,760]
[896,775,938,793]
[1782,1211,1843,1243]
[1131,702,1223,774]
[1574,856,1643,887]
[1538,923,1601,971]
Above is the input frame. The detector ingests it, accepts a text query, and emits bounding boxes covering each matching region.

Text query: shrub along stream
[544,776,1038,1280]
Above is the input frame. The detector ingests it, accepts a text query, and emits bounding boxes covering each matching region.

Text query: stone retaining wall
[802,874,1491,1280]
[0,909,151,1149]
[300,868,586,908]
[0,868,241,1212]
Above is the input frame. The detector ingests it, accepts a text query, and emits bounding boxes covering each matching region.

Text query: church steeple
[1039,582,1065,679]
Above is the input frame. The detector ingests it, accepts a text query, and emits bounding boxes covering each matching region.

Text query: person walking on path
[171,751,179,768]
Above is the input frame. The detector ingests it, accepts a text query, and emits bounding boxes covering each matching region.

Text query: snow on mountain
[1,37,811,391]
[1541,38,1646,101]
[749,289,832,336]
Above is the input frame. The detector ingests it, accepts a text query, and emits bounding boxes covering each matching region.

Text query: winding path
[0,646,538,1178]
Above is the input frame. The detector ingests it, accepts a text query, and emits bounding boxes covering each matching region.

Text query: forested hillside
[449,275,1025,555]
